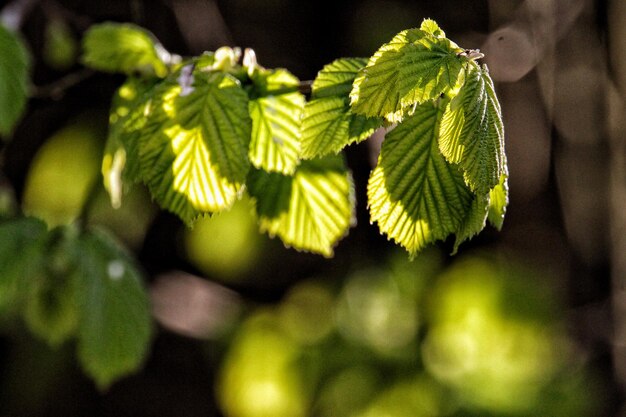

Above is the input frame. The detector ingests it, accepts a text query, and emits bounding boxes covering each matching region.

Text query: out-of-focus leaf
[23,226,80,347]
[75,228,151,389]
[248,68,304,174]
[0,23,30,137]
[139,71,251,224]
[43,19,77,70]
[0,218,47,314]
[81,22,169,77]
[302,58,381,158]
[368,102,472,256]
[247,155,355,257]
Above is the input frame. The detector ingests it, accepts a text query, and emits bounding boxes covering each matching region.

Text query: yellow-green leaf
[439,63,506,194]
[302,58,381,159]
[368,102,472,256]
[82,22,169,77]
[350,21,464,122]
[139,71,252,224]
[102,77,157,208]
[248,68,304,174]
[488,174,508,230]
[247,155,355,257]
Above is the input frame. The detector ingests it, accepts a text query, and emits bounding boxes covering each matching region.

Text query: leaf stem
[298,80,313,95]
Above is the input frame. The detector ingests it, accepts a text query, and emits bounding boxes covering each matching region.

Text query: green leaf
[102,77,157,208]
[452,193,489,254]
[488,174,508,230]
[24,226,80,347]
[439,63,506,194]
[452,173,508,253]
[0,24,30,137]
[0,218,47,314]
[139,71,252,224]
[248,68,304,174]
[420,18,446,38]
[76,228,151,389]
[302,58,382,159]
[247,155,355,257]
[368,102,472,256]
[311,57,368,99]
[82,22,169,77]
[350,23,464,122]
[43,18,77,70]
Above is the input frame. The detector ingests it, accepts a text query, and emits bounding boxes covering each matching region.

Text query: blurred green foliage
[216,250,604,417]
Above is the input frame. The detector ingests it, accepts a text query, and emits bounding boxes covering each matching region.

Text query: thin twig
[30,68,95,100]
[298,80,313,95]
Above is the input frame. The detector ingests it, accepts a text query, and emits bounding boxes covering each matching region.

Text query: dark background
[0,0,624,416]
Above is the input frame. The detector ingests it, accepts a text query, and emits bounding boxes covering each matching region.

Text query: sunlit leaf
[0,24,30,137]
[0,218,47,314]
[82,22,169,77]
[102,77,157,208]
[488,174,508,230]
[420,18,446,38]
[350,22,464,122]
[139,71,252,224]
[23,226,80,347]
[76,228,151,389]
[439,63,506,194]
[302,58,381,159]
[368,102,472,256]
[248,68,304,174]
[248,155,355,257]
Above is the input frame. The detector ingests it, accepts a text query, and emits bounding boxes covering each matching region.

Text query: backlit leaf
[302,58,381,158]
[139,71,252,224]
[102,77,157,208]
[248,68,304,174]
[76,228,151,389]
[368,102,472,256]
[0,24,30,137]
[439,63,506,194]
[247,155,355,257]
[350,22,464,122]
[420,19,446,38]
[488,174,508,230]
[82,22,169,77]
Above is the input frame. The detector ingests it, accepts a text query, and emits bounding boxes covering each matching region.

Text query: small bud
[243,48,258,77]
[213,46,237,71]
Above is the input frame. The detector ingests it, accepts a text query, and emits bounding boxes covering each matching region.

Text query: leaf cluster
[86,19,508,257]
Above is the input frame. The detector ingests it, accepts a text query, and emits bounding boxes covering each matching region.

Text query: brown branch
[30,68,95,100]
[298,80,313,95]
